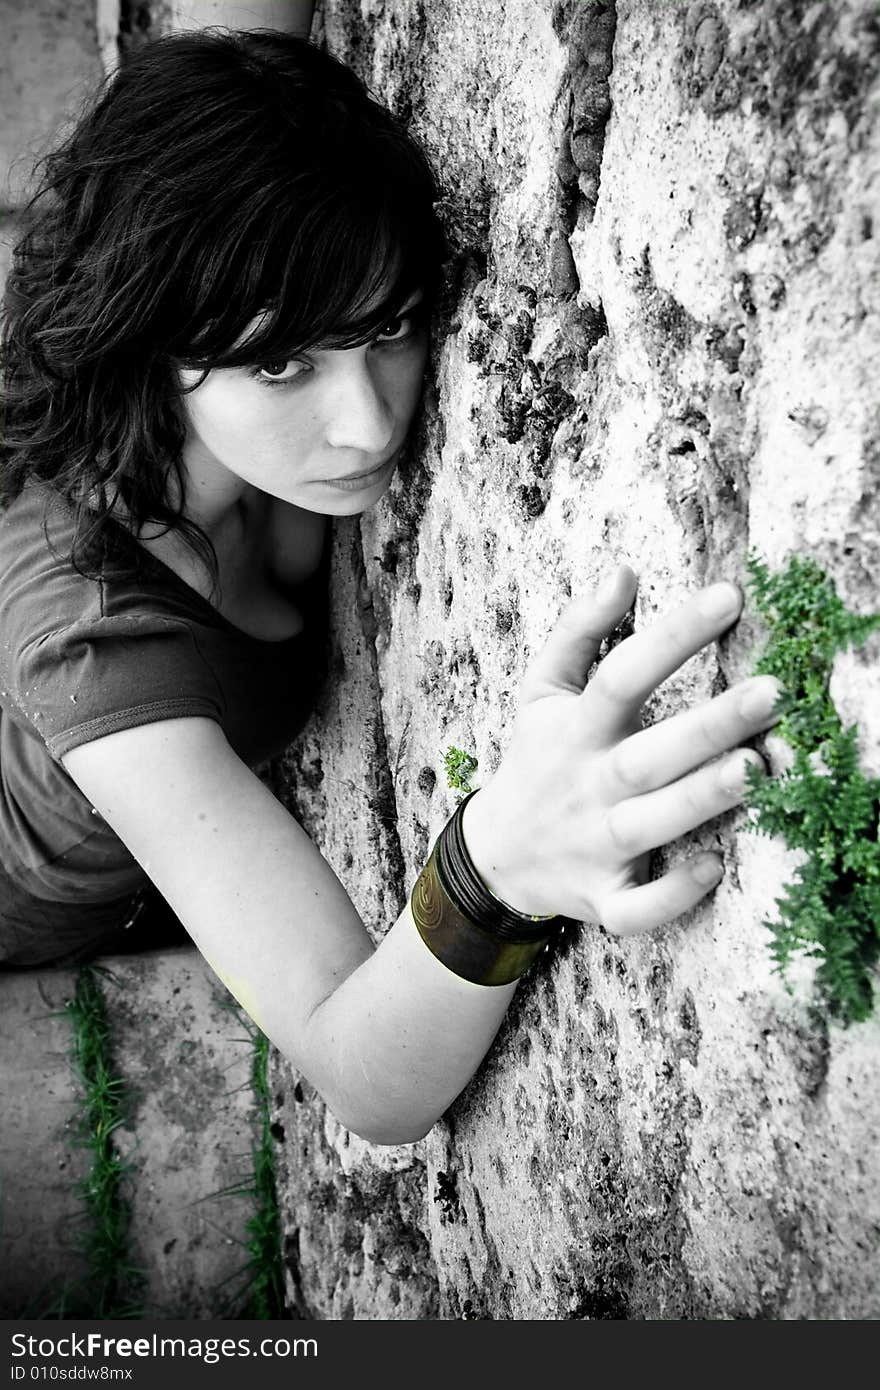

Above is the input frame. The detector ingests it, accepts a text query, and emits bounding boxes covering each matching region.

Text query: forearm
[306,894,518,1145]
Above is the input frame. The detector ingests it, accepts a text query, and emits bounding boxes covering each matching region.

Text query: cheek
[389,346,429,417]
[187,384,293,454]
[193,386,251,436]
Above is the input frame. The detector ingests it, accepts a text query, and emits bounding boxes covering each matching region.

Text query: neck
[171,439,256,545]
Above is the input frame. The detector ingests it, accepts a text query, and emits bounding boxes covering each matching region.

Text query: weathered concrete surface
[0,968,92,1316]
[168,0,313,35]
[101,946,260,1318]
[0,948,261,1318]
[274,0,880,1318]
[0,0,103,206]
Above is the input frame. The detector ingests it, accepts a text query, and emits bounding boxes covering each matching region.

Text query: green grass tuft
[64,966,143,1316]
[238,1024,286,1318]
[744,554,880,1026]
[209,1000,287,1318]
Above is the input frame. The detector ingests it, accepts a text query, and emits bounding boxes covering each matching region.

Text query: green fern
[744,554,880,1026]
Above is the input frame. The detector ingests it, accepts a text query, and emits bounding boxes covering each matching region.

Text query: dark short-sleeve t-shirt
[0,481,329,941]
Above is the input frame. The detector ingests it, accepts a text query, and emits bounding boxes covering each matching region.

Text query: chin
[314,464,399,514]
[322,487,392,516]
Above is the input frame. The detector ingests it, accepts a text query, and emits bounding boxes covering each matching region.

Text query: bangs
[172,146,445,375]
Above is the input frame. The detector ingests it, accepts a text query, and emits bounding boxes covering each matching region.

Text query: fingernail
[693,855,723,886]
[596,568,624,604]
[738,676,783,719]
[721,751,763,794]
[699,582,741,620]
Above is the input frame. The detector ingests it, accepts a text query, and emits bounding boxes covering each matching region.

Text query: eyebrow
[226,285,428,367]
[354,287,425,326]
[397,287,425,311]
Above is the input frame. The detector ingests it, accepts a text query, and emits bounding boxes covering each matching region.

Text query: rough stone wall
[0,0,103,206]
[273,0,880,1318]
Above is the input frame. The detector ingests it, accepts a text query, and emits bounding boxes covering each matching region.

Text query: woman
[0,29,781,1144]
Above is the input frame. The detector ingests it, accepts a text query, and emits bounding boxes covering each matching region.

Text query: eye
[374,312,418,343]
[250,359,309,385]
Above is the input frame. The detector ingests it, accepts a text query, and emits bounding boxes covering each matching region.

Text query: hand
[461,565,782,934]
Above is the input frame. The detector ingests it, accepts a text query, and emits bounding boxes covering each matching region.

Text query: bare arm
[62,570,781,1145]
[63,717,514,1145]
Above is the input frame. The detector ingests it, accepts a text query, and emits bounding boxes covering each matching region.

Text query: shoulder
[0,481,72,602]
[0,497,223,760]
[0,480,213,669]
[0,482,98,686]
[5,609,223,764]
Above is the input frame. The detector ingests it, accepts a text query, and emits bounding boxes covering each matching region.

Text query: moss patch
[443,745,479,801]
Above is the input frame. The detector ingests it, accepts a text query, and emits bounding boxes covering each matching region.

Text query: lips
[316,450,397,489]
[329,461,386,482]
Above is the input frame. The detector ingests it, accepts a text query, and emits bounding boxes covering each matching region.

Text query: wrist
[410,791,564,987]
[459,786,553,919]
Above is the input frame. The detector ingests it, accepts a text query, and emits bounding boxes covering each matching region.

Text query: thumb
[518,564,637,704]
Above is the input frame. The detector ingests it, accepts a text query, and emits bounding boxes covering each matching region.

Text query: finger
[518,564,638,704]
[603,676,783,799]
[598,854,724,936]
[582,580,743,738]
[605,748,766,858]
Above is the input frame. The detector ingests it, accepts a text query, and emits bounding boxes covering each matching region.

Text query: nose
[323,350,396,456]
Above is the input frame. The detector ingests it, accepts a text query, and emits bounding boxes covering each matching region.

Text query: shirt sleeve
[12,612,225,761]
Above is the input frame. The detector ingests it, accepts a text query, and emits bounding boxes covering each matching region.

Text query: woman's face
[175,290,429,516]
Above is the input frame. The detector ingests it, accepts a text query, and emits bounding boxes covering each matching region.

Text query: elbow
[296,1034,444,1145]
[331,1106,438,1147]
[360,1123,435,1148]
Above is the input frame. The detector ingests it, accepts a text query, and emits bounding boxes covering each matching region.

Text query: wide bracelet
[410,791,569,986]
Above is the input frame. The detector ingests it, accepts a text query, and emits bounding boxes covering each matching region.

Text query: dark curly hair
[1,29,446,585]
